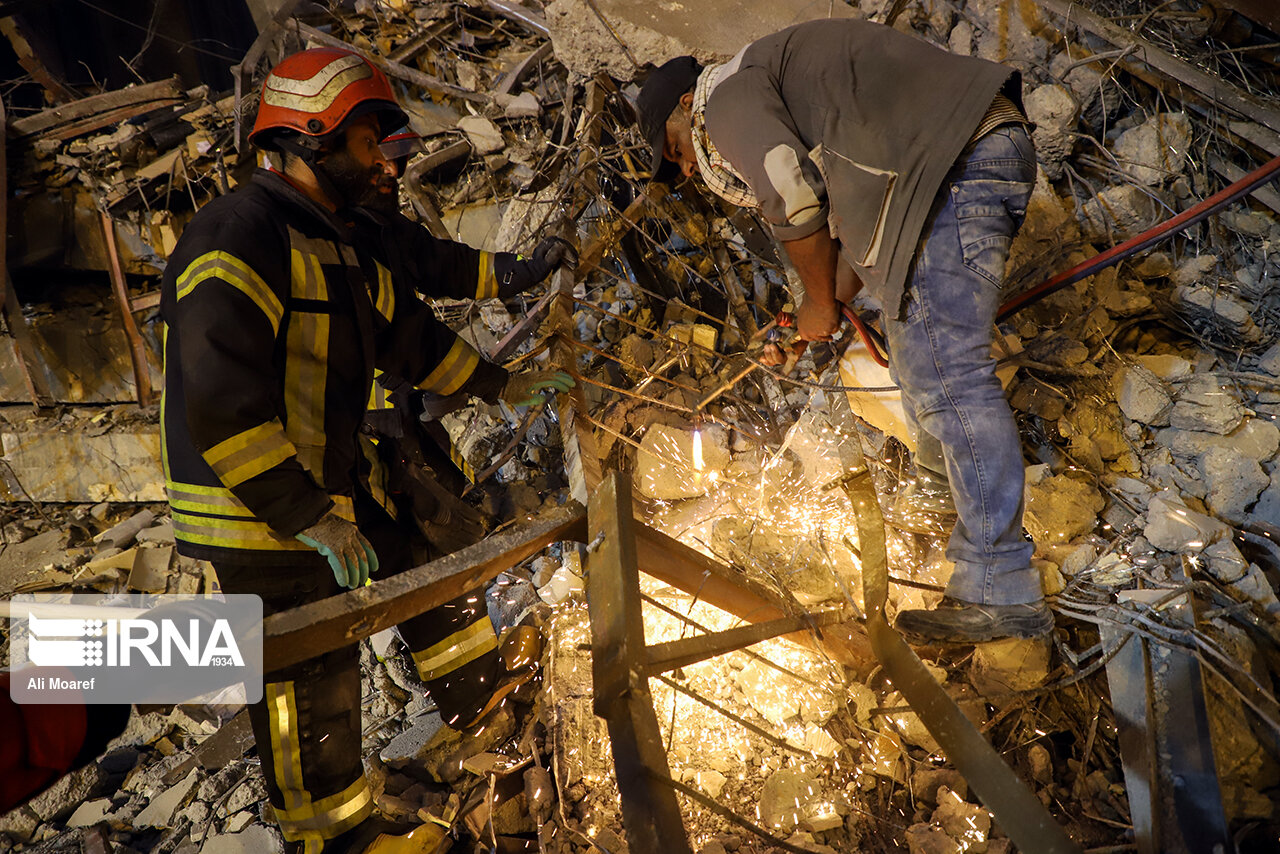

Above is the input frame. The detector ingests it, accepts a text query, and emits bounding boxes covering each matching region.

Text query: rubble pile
[4,0,1280,852]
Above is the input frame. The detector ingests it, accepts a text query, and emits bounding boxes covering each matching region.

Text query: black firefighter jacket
[161,169,523,566]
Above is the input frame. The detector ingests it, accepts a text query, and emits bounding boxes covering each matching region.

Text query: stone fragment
[223,811,254,833]
[456,116,504,155]
[1028,744,1053,785]
[503,92,542,118]
[1259,341,1280,377]
[201,824,285,854]
[0,806,40,843]
[912,767,968,805]
[1202,541,1280,613]
[1139,353,1193,380]
[1023,84,1076,178]
[536,564,584,606]
[1081,184,1161,242]
[932,787,991,849]
[783,831,837,854]
[694,770,727,799]
[906,823,962,854]
[524,765,554,821]
[1114,363,1172,426]
[883,691,938,754]
[1249,467,1280,527]
[134,769,199,828]
[970,638,1051,694]
[760,768,822,832]
[414,707,517,784]
[712,517,851,604]
[1024,474,1104,545]
[784,410,846,487]
[1173,285,1264,346]
[1170,373,1245,435]
[1113,112,1192,185]
[67,798,113,828]
[1143,490,1231,552]
[1200,446,1268,524]
[635,422,729,499]
[223,775,266,815]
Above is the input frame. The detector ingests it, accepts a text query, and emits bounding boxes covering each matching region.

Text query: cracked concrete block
[1024,84,1076,178]
[1143,490,1231,552]
[906,822,963,854]
[1081,183,1163,242]
[931,788,991,849]
[457,116,504,155]
[1024,473,1104,545]
[1174,285,1265,346]
[1113,112,1193,185]
[0,427,163,502]
[1116,363,1172,425]
[0,806,39,843]
[1170,373,1245,435]
[1200,446,1268,524]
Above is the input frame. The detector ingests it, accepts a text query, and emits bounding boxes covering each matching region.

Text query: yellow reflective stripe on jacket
[416,338,479,396]
[176,251,283,334]
[166,481,257,518]
[172,512,313,551]
[373,262,395,321]
[368,381,394,411]
[450,444,476,483]
[410,619,498,682]
[476,252,498,300]
[286,238,332,483]
[202,420,297,488]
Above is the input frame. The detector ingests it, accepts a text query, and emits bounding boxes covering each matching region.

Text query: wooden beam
[1036,0,1280,136]
[263,504,585,671]
[586,471,693,854]
[0,16,76,104]
[101,213,154,408]
[9,77,180,139]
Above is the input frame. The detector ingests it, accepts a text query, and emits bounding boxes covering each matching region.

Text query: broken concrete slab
[1161,418,1280,465]
[200,824,285,854]
[456,116,504,155]
[66,798,113,828]
[1114,362,1173,426]
[970,637,1051,694]
[133,768,200,829]
[1144,490,1232,552]
[1,426,163,501]
[545,0,857,79]
[1169,372,1246,435]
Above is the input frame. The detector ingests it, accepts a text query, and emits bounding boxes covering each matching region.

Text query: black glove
[525,236,578,282]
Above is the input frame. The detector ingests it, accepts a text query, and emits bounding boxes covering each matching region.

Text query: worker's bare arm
[782,228,841,341]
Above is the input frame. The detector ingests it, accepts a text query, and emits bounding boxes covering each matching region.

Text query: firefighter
[635,19,1051,644]
[161,47,573,853]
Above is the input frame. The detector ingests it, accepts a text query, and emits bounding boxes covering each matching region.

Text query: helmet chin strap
[276,134,351,210]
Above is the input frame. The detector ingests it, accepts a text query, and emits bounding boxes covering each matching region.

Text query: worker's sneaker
[895,597,1053,643]
[884,471,957,535]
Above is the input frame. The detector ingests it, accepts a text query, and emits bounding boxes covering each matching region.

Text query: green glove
[296,512,379,589]
[500,370,576,407]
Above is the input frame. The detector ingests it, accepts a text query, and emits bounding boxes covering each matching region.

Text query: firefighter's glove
[296,513,379,589]
[501,370,575,408]
[526,237,578,282]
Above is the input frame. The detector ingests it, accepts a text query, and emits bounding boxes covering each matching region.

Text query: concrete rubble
[3,0,1280,852]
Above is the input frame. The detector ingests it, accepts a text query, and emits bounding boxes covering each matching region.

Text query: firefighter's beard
[320,150,399,214]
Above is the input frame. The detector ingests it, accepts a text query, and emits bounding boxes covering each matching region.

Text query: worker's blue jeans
[883,125,1040,605]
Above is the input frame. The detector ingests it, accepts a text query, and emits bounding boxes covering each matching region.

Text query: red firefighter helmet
[249,47,407,150]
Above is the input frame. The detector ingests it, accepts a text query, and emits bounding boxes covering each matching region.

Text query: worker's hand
[795,297,840,342]
[760,342,787,367]
[526,236,579,282]
[501,370,575,407]
[296,513,378,589]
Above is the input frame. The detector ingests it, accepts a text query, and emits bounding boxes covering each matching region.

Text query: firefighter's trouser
[214,494,501,852]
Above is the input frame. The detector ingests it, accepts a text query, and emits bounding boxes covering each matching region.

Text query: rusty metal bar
[264,503,585,671]
[587,471,692,854]
[100,212,154,407]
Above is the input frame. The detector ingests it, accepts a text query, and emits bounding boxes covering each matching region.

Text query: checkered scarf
[690,64,759,209]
